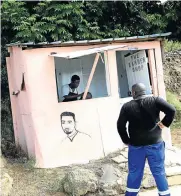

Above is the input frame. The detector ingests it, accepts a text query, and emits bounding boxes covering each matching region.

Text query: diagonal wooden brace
[82,53,100,100]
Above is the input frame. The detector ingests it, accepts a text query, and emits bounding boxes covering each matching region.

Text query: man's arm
[117,105,130,145]
[62,85,82,101]
[63,93,82,100]
[156,97,176,128]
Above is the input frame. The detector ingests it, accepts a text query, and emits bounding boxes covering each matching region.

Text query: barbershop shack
[6,32,171,168]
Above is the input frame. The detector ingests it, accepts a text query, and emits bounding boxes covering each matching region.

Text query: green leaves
[1,0,181,44]
[1,0,181,145]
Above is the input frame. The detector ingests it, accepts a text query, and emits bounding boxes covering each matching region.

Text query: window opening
[54,53,109,102]
[116,50,152,98]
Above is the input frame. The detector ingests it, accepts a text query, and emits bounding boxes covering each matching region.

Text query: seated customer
[80,92,92,100]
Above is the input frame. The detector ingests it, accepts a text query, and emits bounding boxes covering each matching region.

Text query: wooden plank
[148,49,158,96]
[104,51,111,96]
[107,50,119,97]
[82,53,100,100]
[154,45,166,99]
[154,44,172,146]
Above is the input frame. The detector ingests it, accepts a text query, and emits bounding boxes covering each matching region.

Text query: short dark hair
[132,83,146,94]
[71,75,80,82]
[60,112,76,121]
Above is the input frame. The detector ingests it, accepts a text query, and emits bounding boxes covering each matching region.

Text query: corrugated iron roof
[6,32,171,48]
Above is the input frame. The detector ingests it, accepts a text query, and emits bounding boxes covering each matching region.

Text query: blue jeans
[125,142,170,196]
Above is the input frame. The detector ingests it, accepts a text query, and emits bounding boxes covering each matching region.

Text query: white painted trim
[119,97,133,104]
[158,189,170,195]
[49,45,127,59]
[126,187,140,192]
[119,94,153,104]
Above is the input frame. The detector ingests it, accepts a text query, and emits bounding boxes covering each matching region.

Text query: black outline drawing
[60,111,91,142]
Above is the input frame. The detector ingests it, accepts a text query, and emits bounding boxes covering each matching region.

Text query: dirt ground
[2,128,181,196]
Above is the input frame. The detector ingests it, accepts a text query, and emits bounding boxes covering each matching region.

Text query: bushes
[164,39,181,52]
[166,91,181,129]
[167,91,181,111]
[1,97,15,156]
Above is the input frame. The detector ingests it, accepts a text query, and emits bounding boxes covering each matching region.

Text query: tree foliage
[1,1,181,44]
[1,0,181,145]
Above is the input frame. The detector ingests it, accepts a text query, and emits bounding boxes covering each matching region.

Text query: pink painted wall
[6,40,170,168]
[6,47,37,158]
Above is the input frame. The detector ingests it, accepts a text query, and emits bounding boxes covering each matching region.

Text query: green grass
[166,91,181,111]
[171,121,181,129]
[164,39,181,52]
[23,157,36,169]
[166,91,181,129]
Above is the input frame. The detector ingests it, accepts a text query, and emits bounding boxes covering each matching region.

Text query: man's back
[117,96,176,146]
[117,83,176,196]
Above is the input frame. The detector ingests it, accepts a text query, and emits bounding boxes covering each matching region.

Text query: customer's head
[71,75,80,88]
[80,92,92,100]
[85,92,92,99]
[132,83,146,99]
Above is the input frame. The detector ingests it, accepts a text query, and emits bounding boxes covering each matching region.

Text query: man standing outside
[117,83,176,196]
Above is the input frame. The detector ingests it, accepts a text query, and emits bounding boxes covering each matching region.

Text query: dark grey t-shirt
[117,96,176,146]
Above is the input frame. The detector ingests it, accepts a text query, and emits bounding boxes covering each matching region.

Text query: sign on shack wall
[125,50,152,95]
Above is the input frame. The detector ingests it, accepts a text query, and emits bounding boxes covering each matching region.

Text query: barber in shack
[61,75,83,102]
[61,75,92,102]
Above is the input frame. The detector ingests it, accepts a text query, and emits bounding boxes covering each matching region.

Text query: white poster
[124,50,152,95]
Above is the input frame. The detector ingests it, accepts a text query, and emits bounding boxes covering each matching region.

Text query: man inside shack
[117,83,176,196]
[62,75,83,102]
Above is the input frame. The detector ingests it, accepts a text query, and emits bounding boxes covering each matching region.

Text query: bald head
[132,83,146,99]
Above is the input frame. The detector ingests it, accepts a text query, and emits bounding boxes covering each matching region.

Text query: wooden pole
[82,53,100,100]
[148,49,158,96]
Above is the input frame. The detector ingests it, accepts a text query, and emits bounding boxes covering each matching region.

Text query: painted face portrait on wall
[60,111,91,143]
[61,116,75,135]
[61,112,76,135]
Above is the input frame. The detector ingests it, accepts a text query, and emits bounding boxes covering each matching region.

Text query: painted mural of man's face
[60,111,91,143]
[61,115,75,135]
